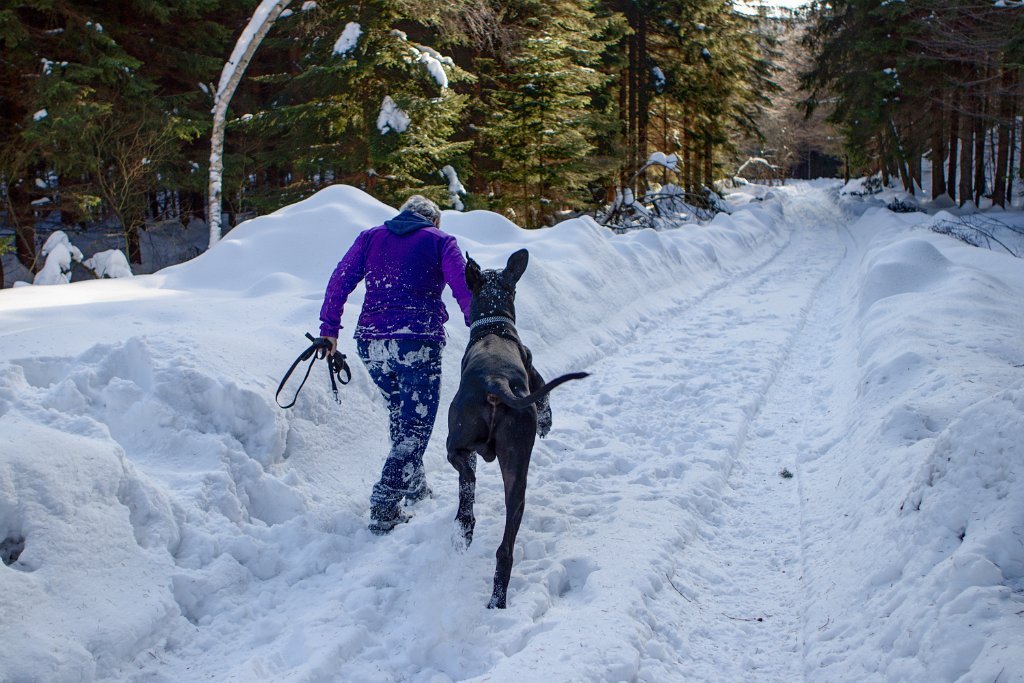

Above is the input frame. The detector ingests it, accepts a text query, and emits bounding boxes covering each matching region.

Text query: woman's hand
[318,336,338,359]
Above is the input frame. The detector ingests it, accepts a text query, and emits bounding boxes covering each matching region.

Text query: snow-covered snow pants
[357,338,443,518]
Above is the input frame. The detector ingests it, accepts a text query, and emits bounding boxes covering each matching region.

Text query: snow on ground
[1,181,1022,682]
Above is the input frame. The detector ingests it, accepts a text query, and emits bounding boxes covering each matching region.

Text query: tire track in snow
[667,184,856,682]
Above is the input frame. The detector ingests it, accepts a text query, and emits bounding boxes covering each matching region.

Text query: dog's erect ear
[502,249,529,287]
[465,253,484,292]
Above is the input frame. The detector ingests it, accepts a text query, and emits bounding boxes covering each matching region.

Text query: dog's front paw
[487,590,507,609]
[452,515,475,549]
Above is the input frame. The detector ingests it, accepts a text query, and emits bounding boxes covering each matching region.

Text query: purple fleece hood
[319,210,473,343]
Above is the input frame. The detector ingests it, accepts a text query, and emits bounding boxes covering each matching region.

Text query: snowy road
[520,185,852,681]
[4,182,1022,682]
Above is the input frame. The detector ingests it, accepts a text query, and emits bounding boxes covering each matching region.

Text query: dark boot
[404,484,433,506]
[368,507,411,536]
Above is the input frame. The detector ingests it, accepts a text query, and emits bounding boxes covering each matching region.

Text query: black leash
[276,332,352,409]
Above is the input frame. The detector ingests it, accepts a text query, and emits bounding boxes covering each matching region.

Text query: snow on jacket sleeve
[440,235,472,325]
[319,231,368,338]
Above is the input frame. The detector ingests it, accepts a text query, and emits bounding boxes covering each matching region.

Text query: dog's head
[465,249,528,323]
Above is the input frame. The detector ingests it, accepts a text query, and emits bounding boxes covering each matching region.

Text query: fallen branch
[723,613,769,622]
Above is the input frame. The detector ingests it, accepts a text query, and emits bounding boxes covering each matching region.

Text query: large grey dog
[446,249,588,609]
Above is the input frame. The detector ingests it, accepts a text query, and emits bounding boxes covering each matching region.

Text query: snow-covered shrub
[34,231,84,285]
[736,157,781,185]
[705,187,734,214]
[842,174,885,196]
[83,250,134,278]
[32,232,134,285]
[598,184,724,232]
[887,196,922,213]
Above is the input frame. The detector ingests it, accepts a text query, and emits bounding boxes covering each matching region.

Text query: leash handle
[276,333,352,409]
[275,344,319,409]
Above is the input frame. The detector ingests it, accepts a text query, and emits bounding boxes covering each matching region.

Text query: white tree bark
[208,0,292,250]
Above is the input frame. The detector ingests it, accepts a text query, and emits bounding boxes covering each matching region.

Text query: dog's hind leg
[447,448,477,545]
[488,444,532,609]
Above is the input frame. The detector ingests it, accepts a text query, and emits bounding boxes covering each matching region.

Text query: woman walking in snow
[318,195,472,535]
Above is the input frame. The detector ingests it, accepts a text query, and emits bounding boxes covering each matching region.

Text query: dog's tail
[486,372,590,409]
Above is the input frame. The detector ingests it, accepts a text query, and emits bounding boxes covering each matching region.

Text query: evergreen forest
[1,0,1023,285]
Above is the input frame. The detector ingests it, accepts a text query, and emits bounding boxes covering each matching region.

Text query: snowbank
[800,205,1024,680]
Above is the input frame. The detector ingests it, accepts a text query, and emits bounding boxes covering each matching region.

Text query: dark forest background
[1,1,1022,285]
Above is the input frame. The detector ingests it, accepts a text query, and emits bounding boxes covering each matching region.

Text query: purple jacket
[319,210,473,343]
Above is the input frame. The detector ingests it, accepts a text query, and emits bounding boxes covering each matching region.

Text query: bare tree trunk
[947,93,960,202]
[190,191,205,224]
[896,155,912,193]
[909,150,922,195]
[618,67,628,188]
[992,70,1016,208]
[1007,114,1017,207]
[626,10,639,191]
[959,113,974,206]
[1018,114,1024,206]
[703,135,713,190]
[879,134,891,187]
[692,128,704,190]
[683,115,693,193]
[126,222,143,265]
[931,105,946,199]
[973,115,985,206]
[208,0,292,250]
[7,180,37,272]
[636,13,649,187]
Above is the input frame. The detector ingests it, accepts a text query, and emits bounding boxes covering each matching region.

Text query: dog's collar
[468,315,519,347]
[469,315,516,333]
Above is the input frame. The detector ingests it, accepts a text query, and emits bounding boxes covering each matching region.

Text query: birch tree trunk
[208,0,292,250]
[930,102,946,200]
[991,69,1015,208]
[946,100,959,202]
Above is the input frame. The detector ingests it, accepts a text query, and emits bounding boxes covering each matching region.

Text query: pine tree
[600,0,778,204]
[2,0,240,265]
[232,0,473,212]
[474,0,617,226]
[802,0,1023,203]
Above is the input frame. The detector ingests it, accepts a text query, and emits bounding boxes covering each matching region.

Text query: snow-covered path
[4,182,1023,683]
[674,191,856,681]
[533,185,853,681]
